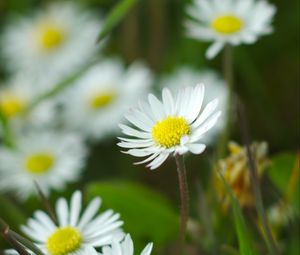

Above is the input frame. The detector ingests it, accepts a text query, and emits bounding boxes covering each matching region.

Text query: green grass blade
[96,0,139,42]
[218,171,258,255]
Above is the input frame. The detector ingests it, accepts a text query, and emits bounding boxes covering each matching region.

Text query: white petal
[69,191,82,227]
[77,197,101,229]
[147,153,169,170]
[162,88,175,115]
[148,94,165,120]
[141,243,153,255]
[188,144,206,154]
[206,41,225,59]
[119,124,151,139]
[192,98,219,128]
[56,198,69,227]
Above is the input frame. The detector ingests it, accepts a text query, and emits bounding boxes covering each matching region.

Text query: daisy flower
[9,191,124,255]
[0,74,59,132]
[0,131,87,200]
[160,67,228,144]
[118,84,221,170]
[100,234,153,255]
[1,2,102,83]
[61,59,152,141]
[185,0,276,58]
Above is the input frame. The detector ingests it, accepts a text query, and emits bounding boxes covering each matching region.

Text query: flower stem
[175,154,189,253]
[237,101,280,255]
[0,218,45,255]
[218,44,234,159]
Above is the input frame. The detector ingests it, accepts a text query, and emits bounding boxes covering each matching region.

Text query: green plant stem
[0,112,14,148]
[175,154,189,254]
[0,218,45,255]
[237,101,280,255]
[218,44,234,159]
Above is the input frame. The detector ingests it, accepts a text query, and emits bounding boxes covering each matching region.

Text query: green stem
[0,112,14,148]
[237,102,280,255]
[175,154,189,254]
[218,44,234,159]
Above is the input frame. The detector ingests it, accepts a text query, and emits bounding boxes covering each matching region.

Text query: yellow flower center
[38,24,65,50]
[0,95,25,119]
[152,116,190,148]
[212,15,243,34]
[46,227,82,255]
[89,91,116,109]
[25,153,54,174]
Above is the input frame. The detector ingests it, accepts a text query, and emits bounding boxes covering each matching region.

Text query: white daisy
[185,0,276,58]
[14,191,123,255]
[118,84,221,170]
[0,74,59,133]
[160,67,228,144]
[100,234,153,255]
[1,2,102,83]
[61,59,152,141]
[0,131,87,200]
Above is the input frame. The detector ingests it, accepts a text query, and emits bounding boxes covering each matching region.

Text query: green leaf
[217,172,258,255]
[85,180,179,250]
[267,153,299,212]
[96,0,139,42]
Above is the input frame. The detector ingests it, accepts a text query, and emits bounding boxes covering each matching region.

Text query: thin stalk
[0,112,14,148]
[10,231,45,255]
[218,44,234,158]
[237,101,280,255]
[0,218,31,255]
[174,154,189,254]
[34,181,58,226]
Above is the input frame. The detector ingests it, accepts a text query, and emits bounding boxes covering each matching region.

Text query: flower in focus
[0,131,87,200]
[118,84,221,170]
[8,191,123,255]
[185,0,276,58]
[160,67,228,144]
[100,234,153,255]
[215,141,269,208]
[61,59,152,141]
[1,2,102,83]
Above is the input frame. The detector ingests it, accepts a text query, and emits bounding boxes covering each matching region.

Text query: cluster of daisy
[6,191,153,255]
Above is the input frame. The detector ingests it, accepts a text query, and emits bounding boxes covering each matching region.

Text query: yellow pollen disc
[89,91,115,109]
[46,227,82,255]
[152,116,190,148]
[38,24,65,50]
[212,15,243,34]
[0,95,25,118]
[25,153,54,174]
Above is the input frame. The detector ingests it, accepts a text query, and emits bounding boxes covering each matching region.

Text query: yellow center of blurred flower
[212,15,243,34]
[0,95,25,119]
[152,116,190,148]
[25,153,54,174]
[90,92,116,109]
[46,227,82,255]
[38,24,65,50]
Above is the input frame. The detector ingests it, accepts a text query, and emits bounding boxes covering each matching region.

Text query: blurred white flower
[1,2,102,84]
[0,131,87,200]
[185,0,276,59]
[101,234,153,255]
[0,75,58,132]
[8,191,123,255]
[160,67,228,144]
[118,84,221,170]
[61,59,153,141]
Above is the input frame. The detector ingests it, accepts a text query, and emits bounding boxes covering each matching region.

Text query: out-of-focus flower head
[185,0,276,59]
[0,130,87,200]
[160,67,228,145]
[6,191,124,255]
[215,141,269,209]
[0,74,59,134]
[100,234,153,255]
[61,59,153,141]
[1,2,103,85]
[118,84,221,170]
